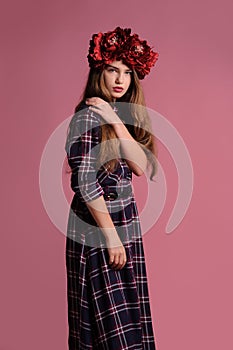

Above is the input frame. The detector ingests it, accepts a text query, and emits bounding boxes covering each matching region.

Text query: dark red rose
[87,32,104,67]
[101,27,131,59]
[101,52,115,64]
[123,34,159,79]
[87,27,132,69]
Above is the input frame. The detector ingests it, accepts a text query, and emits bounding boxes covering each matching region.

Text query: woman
[65,26,159,349]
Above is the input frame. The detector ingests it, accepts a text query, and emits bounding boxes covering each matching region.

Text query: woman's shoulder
[67,102,102,142]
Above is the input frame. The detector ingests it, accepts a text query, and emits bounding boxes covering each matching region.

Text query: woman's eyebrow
[107,64,132,71]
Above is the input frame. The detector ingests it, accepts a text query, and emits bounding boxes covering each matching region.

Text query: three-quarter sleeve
[65,108,105,202]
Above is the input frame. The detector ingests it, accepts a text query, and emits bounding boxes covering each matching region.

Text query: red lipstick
[113,87,123,92]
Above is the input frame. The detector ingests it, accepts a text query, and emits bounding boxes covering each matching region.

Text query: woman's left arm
[86,97,147,176]
[112,122,147,176]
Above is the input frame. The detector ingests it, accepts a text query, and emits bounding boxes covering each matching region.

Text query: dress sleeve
[65,108,105,202]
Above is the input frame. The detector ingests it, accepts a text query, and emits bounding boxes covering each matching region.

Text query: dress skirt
[66,187,157,350]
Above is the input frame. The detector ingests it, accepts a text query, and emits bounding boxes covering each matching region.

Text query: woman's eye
[107,69,132,74]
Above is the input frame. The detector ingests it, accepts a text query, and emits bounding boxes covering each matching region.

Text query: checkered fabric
[65,103,157,349]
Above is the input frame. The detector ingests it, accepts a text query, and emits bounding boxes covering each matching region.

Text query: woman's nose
[116,73,124,84]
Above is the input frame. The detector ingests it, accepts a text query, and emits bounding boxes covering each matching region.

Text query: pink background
[1,0,233,349]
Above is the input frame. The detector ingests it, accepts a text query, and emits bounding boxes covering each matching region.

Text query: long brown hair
[65,64,158,181]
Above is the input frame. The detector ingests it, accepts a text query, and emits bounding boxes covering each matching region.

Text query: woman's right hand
[106,235,127,270]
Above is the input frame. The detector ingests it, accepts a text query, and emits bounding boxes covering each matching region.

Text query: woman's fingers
[86,97,106,104]
[109,252,119,268]
[106,235,127,270]
[86,98,119,124]
[108,247,127,270]
[86,97,106,108]
[119,251,126,268]
[109,254,114,264]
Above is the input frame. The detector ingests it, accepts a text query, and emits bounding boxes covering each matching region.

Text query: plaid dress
[65,103,157,350]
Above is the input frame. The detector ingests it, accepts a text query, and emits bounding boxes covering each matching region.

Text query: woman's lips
[113,87,123,92]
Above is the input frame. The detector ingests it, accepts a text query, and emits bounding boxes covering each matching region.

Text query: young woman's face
[103,60,132,101]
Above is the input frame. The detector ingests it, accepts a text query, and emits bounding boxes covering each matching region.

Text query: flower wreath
[87,26,159,79]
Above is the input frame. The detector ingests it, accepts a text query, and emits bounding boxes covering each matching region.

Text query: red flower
[103,27,131,52]
[124,34,159,79]
[88,32,103,67]
[88,27,131,68]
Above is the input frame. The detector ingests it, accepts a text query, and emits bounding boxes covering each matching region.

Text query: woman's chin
[111,92,124,100]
